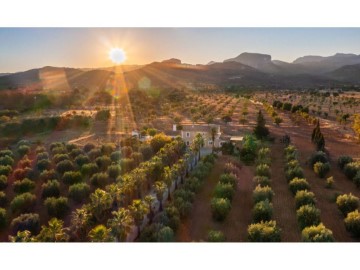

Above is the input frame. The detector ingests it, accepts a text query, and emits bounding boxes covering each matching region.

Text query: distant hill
[224,52,280,73]
[326,64,360,83]
[1,52,359,91]
[0,66,113,91]
[123,59,341,89]
[291,53,360,74]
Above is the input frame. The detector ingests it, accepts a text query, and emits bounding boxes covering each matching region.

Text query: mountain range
[1,53,359,91]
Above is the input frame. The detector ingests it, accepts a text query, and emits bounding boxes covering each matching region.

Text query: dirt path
[270,141,302,242]
[177,156,253,242]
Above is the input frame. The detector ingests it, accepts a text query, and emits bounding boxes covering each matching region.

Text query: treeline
[0,115,92,137]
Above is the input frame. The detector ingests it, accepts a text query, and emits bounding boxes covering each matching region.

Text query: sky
[1,28,360,73]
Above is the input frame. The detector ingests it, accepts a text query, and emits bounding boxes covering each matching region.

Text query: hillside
[0,66,113,91]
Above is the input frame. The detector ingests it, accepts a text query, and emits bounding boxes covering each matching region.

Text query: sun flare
[109,48,126,64]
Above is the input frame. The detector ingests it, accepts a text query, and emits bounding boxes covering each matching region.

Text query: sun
[109,48,126,64]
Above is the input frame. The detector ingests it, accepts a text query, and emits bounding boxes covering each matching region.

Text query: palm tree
[129,199,149,237]
[144,195,156,222]
[177,158,187,184]
[9,230,36,242]
[107,208,134,242]
[153,181,167,211]
[132,168,147,199]
[37,218,70,242]
[192,133,204,162]
[88,225,113,242]
[70,207,92,241]
[163,166,175,200]
[210,126,217,153]
[89,189,113,222]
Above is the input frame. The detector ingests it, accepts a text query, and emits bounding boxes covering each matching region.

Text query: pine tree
[253,110,269,139]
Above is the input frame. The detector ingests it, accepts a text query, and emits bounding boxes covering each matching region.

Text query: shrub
[120,158,135,174]
[88,148,102,161]
[285,166,304,182]
[13,178,35,194]
[336,193,359,216]
[36,159,51,171]
[14,167,35,180]
[74,154,90,167]
[344,162,360,180]
[173,197,192,218]
[295,190,316,209]
[352,170,360,188]
[338,155,353,170]
[95,156,112,171]
[53,153,70,164]
[253,176,271,187]
[284,145,297,155]
[313,162,330,178]
[139,145,153,161]
[0,191,6,207]
[107,165,121,179]
[301,223,334,242]
[289,178,310,195]
[81,163,99,178]
[0,155,14,166]
[183,177,202,193]
[68,183,90,203]
[255,164,271,178]
[40,169,58,181]
[247,220,281,242]
[110,151,121,162]
[210,197,231,221]
[173,189,195,203]
[62,171,82,185]
[41,180,60,199]
[70,148,84,159]
[83,143,96,153]
[90,172,109,188]
[156,226,174,242]
[344,210,360,237]
[310,151,328,166]
[213,183,235,201]
[44,197,69,218]
[219,173,237,188]
[131,152,144,166]
[0,165,12,176]
[207,230,226,242]
[56,160,75,175]
[11,213,40,234]
[285,159,300,170]
[0,175,8,190]
[326,176,334,188]
[0,207,6,229]
[17,145,30,157]
[10,193,36,214]
[296,204,321,229]
[253,185,274,203]
[253,199,273,222]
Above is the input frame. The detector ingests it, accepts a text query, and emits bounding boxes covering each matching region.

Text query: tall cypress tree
[311,119,325,151]
[253,110,269,139]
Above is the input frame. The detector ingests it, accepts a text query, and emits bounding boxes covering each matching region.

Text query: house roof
[181,124,220,133]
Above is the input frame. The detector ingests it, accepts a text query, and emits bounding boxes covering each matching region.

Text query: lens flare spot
[109,48,126,64]
[138,77,151,89]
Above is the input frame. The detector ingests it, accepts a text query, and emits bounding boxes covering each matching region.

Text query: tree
[296,204,321,229]
[9,230,36,242]
[129,199,149,236]
[191,133,204,161]
[89,189,113,222]
[107,208,134,241]
[311,120,325,151]
[344,210,360,237]
[37,218,69,242]
[301,223,334,242]
[144,195,156,222]
[253,110,269,139]
[88,225,113,242]
[210,197,231,221]
[247,220,281,242]
[153,181,167,211]
[336,193,359,216]
[207,230,226,242]
[70,207,92,241]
